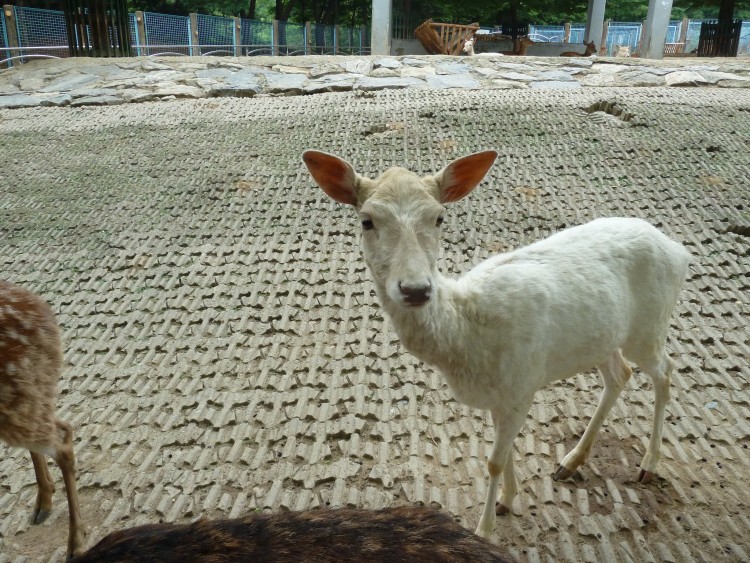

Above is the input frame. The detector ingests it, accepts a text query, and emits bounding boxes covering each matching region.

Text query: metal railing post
[135,11,146,55]
[3,4,21,63]
[233,16,240,56]
[272,19,278,55]
[601,19,610,54]
[189,12,198,55]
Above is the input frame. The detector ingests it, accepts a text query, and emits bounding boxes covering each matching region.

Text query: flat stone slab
[0,55,749,107]
[355,76,425,90]
[426,74,481,89]
[265,72,307,93]
[529,80,583,89]
[39,73,99,92]
[665,70,709,86]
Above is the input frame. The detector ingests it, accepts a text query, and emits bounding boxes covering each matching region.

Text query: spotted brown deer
[0,281,86,558]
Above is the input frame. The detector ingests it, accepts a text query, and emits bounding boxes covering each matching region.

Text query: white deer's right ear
[434,150,498,203]
[303,150,360,206]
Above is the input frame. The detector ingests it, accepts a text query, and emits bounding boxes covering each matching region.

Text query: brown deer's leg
[54,419,86,558]
[30,451,55,524]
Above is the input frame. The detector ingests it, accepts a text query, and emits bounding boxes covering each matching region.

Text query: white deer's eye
[436,216,444,227]
[362,219,374,230]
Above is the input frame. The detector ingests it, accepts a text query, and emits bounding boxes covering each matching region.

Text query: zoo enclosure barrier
[393,15,750,57]
[0,4,370,67]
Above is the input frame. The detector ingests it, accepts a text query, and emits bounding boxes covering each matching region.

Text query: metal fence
[0,5,369,66]
[393,14,750,55]
[2,7,748,67]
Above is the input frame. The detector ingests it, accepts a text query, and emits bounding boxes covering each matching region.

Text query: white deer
[302,150,691,538]
[0,280,86,557]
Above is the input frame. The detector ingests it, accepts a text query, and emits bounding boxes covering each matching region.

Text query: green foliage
[126,0,749,24]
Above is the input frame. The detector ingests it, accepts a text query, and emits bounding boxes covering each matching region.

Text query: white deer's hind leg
[496,449,516,515]
[555,350,631,481]
[475,404,530,539]
[637,352,674,483]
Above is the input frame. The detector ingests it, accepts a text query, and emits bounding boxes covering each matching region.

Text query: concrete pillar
[584,0,606,51]
[371,0,392,56]
[641,0,673,59]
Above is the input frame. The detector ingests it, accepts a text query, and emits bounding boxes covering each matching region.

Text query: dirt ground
[0,79,749,562]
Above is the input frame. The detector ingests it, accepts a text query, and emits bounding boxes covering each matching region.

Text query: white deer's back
[426,218,691,409]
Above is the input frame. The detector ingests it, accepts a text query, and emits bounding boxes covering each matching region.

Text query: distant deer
[501,36,534,56]
[463,36,534,57]
[462,36,505,57]
[71,506,515,562]
[615,45,631,57]
[560,40,597,57]
[0,281,86,558]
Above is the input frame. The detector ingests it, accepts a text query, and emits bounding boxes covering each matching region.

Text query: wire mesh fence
[143,12,191,55]
[197,14,235,56]
[277,20,305,55]
[528,25,565,42]
[12,6,68,59]
[0,5,367,65]
[605,21,642,54]
[240,19,273,55]
[1,5,748,69]
[311,23,335,54]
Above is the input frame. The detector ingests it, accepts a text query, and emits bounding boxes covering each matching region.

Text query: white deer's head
[463,36,476,54]
[302,151,497,309]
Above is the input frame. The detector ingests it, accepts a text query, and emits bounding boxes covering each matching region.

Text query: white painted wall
[585,0,607,51]
[371,0,392,56]
[641,0,674,59]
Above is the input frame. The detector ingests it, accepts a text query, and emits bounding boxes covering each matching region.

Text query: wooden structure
[697,19,741,57]
[63,0,132,57]
[414,19,479,55]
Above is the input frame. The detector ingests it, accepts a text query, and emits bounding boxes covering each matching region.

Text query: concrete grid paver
[0,62,749,562]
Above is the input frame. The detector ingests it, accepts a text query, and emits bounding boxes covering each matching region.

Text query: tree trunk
[276,0,298,21]
[247,0,256,19]
[718,0,735,24]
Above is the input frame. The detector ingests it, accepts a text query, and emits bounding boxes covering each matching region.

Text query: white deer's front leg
[475,405,530,539]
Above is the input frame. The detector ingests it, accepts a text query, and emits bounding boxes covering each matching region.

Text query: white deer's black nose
[398,281,432,305]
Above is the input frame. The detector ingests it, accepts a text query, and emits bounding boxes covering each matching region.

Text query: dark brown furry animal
[560,40,597,56]
[70,505,515,563]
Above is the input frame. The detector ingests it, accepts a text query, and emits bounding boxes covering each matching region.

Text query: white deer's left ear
[433,150,498,203]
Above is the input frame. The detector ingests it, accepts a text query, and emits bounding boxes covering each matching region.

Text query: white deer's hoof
[495,502,511,515]
[638,469,656,484]
[474,523,494,539]
[554,465,575,481]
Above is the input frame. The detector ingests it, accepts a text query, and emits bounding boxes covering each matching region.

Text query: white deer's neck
[375,273,470,367]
